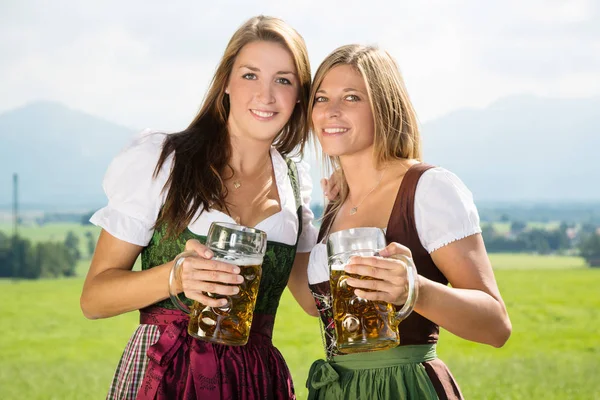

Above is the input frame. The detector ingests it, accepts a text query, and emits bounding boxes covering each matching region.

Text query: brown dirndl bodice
[314,163,464,399]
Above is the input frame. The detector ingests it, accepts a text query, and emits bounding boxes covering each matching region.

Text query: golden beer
[327,227,418,354]
[188,258,263,346]
[169,222,268,346]
[330,269,400,353]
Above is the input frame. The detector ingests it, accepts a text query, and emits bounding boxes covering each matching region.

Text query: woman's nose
[324,101,341,118]
[256,82,275,105]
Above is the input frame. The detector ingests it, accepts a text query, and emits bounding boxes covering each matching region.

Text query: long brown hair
[308,44,421,220]
[154,16,311,237]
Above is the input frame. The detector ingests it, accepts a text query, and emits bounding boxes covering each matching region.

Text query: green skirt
[306,344,439,400]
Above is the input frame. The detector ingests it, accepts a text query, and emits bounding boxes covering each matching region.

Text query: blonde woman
[306,45,512,399]
[81,16,319,399]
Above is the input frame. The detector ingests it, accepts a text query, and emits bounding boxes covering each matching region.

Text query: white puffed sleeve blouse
[91,129,318,252]
[307,167,482,285]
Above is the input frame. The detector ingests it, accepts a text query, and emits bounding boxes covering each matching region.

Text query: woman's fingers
[344,252,412,305]
[176,239,252,306]
[327,181,339,201]
[182,267,244,286]
[346,255,407,273]
[182,279,240,298]
[345,276,397,292]
[184,291,232,308]
[182,256,241,276]
[353,289,396,303]
[184,238,214,258]
[321,177,340,202]
[320,178,330,200]
[177,243,244,302]
[346,278,408,305]
[378,242,412,259]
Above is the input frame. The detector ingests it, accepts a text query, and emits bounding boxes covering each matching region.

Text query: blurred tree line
[478,203,600,224]
[0,230,96,279]
[579,233,600,267]
[4,205,600,280]
[482,220,600,267]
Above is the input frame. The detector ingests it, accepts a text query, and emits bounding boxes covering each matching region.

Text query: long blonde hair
[308,44,421,220]
[156,16,311,237]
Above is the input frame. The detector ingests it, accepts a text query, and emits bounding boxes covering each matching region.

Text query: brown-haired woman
[305,45,512,399]
[81,16,318,399]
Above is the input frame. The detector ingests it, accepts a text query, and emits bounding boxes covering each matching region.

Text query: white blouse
[307,167,482,284]
[91,129,318,253]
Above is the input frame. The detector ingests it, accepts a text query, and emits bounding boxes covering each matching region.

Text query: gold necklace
[230,157,271,190]
[348,169,386,215]
[228,162,274,225]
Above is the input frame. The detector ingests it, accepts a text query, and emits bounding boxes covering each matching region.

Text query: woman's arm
[80,230,170,319]
[80,231,242,320]
[345,235,512,348]
[415,234,511,347]
[287,252,319,317]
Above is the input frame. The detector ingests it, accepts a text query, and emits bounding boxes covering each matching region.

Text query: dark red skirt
[135,307,295,400]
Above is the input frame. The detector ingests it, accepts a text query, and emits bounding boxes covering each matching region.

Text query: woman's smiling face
[226,40,300,143]
[312,64,375,158]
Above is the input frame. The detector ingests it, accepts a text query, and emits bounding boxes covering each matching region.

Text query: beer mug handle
[394,255,419,321]
[168,251,196,314]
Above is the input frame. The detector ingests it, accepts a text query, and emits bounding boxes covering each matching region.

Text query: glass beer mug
[328,227,418,353]
[169,222,267,346]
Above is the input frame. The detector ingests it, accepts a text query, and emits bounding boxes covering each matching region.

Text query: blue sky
[2,0,599,132]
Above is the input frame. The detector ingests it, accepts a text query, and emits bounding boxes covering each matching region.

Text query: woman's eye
[242,73,257,80]
[276,77,292,85]
[345,94,360,102]
[314,96,327,103]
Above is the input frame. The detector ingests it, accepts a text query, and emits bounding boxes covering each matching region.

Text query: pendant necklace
[349,169,386,215]
[230,157,271,190]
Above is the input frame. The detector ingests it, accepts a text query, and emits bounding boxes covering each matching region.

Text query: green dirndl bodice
[141,157,304,318]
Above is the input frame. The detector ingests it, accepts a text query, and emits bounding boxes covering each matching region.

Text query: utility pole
[13,173,19,237]
[12,173,20,278]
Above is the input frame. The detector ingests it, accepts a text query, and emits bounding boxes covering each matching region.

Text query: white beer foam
[214,256,263,266]
[330,262,347,272]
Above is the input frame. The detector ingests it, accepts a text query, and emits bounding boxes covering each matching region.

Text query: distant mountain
[0,96,598,212]
[0,101,135,210]
[421,95,600,201]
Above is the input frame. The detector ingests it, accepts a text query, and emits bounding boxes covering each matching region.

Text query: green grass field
[489,253,586,269]
[0,223,99,242]
[1,224,599,399]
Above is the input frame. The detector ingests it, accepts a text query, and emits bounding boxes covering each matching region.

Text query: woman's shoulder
[100,128,176,207]
[106,129,172,178]
[417,166,474,199]
[90,130,174,246]
[123,129,170,160]
[413,165,481,253]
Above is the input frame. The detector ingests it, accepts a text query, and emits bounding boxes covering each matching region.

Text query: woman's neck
[228,135,273,177]
[339,151,385,201]
[339,152,418,203]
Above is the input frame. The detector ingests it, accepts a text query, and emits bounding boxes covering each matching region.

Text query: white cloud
[0,0,598,128]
